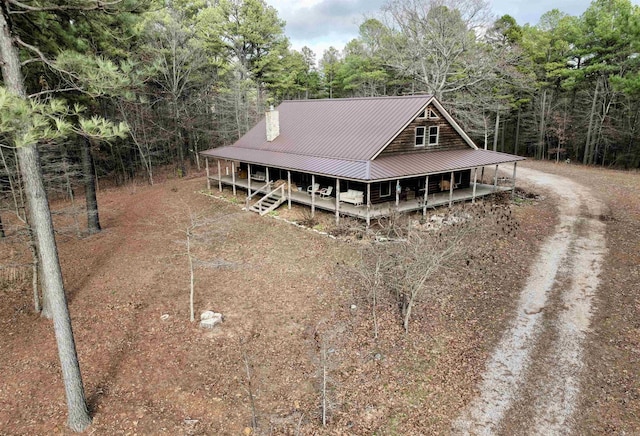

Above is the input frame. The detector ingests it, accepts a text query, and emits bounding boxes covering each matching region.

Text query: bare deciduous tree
[174,206,239,322]
[382,0,495,98]
[356,202,516,333]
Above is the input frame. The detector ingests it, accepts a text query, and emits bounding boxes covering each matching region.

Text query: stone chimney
[265,105,279,142]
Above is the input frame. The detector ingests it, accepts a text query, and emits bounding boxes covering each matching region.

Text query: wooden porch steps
[248,185,286,215]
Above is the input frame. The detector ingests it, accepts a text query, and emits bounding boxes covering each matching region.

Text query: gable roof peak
[229,94,452,161]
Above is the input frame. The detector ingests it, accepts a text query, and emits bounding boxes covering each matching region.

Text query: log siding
[380,105,469,156]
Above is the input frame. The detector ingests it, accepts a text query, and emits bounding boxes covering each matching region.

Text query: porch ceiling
[201,147,525,182]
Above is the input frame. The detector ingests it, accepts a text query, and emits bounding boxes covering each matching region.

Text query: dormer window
[415,126,426,147]
[428,126,439,146]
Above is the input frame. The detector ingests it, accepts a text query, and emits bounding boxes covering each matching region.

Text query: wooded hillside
[2,0,639,204]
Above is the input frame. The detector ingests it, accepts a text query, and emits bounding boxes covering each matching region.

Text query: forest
[0,0,639,432]
[2,0,640,204]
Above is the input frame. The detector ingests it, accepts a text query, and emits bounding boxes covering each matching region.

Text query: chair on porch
[319,186,333,199]
[307,183,320,194]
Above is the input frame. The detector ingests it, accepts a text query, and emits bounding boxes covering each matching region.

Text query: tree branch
[28,87,82,98]
[7,0,122,14]
[13,36,84,82]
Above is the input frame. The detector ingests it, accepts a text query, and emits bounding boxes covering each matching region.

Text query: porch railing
[251,184,286,215]
[244,181,272,209]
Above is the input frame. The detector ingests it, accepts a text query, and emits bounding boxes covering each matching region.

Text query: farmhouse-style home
[201,95,524,224]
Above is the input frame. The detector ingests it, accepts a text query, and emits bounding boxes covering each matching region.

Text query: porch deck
[208,174,512,219]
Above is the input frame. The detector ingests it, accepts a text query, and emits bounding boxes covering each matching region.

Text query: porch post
[217,159,222,192]
[448,171,454,207]
[493,164,499,191]
[366,183,371,227]
[472,167,478,204]
[205,157,210,190]
[247,163,252,198]
[423,175,429,216]
[395,180,400,207]
[287,170,292,209]
[335,179,340,225]
[511,162,517,199]
[311,174,316,217]
[266,167,270,189]
[231,161,236,195]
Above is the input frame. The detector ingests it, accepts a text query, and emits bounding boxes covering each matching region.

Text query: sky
[266,0,640,61]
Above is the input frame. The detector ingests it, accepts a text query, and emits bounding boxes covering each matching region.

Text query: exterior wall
[369,170,472,204]
[379,105,470,156]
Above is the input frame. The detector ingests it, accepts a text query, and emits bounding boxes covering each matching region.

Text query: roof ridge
[280,94,432,104]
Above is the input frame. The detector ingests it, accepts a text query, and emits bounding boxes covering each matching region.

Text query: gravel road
[453,165,608,435]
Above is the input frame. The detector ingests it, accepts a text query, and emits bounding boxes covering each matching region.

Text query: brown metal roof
[232,95,433,160]
[202,147,370,180]
[369,149,525,180]
[201,147,524,181]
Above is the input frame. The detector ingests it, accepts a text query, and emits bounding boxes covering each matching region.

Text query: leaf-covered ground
[0,161,637,435]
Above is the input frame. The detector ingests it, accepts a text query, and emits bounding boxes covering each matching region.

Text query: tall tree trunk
[81,137,100,234]
[0,9,91,432]
[584,79,599,165]
[514,108,521,155]
[139,106,154,185]
[493,110,500,152]
[173,99,186,177]
[28,226,41,313]
[17,145,91,431]
[483,113,488,150]
[39,259,52,318]
[500,117,506,153]
[538,89,547,160]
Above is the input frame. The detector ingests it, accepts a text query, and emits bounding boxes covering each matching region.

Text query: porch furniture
[339,189,364,206]
[307,183,320,194]
[319,186,334,199]
[252,171,266,181]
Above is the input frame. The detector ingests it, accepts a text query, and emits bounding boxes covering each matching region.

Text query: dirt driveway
[454,164,608,435]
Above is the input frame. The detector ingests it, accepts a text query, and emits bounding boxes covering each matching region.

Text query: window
[380,181,391,197]
[415,126,426,147]
[428,126,439,146]
[418,108,439,119]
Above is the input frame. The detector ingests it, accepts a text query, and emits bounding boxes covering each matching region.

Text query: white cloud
[267,0,640,60]
[267,0,384,58]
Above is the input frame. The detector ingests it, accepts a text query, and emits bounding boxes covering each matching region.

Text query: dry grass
[1,162,637,434]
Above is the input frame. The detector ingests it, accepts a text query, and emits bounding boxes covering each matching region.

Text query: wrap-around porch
[205,158,517,225]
